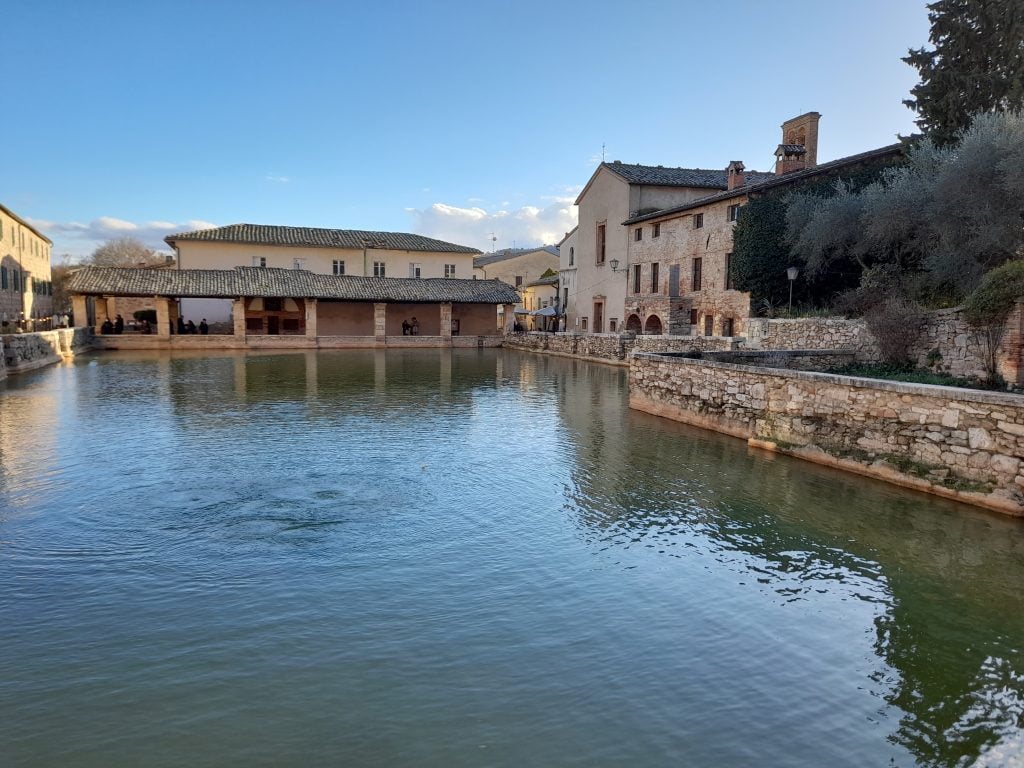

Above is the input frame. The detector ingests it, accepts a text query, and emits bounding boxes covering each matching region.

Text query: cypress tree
[904,0,1024,146]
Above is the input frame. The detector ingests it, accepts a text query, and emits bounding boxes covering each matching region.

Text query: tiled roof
[165,223,481,254]
[623,144,904,225]
[526,275,559,287]
[473,245,559,268]
[67,266,520,304]
[602,162,776,189]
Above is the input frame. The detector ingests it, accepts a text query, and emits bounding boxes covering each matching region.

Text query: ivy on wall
[731,157,904,312]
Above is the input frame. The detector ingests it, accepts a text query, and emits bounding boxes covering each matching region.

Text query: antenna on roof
[489,232,497,252]
[602,142,606,162]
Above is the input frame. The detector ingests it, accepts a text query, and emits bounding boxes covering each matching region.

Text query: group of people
[400,317,420,336]
[175,317,209,335]
[99,315,127,334]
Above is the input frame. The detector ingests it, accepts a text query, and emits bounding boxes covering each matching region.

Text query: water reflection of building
[547,353,1024,767]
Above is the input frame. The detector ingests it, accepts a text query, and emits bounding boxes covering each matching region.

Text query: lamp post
[786,266,799,314]
[609,258,628,273]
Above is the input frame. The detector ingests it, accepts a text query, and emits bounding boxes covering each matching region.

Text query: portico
[68,266,518,349]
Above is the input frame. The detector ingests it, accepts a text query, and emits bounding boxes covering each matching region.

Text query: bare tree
[90,237,168,267]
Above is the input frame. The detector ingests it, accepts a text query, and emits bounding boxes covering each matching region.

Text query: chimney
[774,111,821,175]
[726,161,746,190]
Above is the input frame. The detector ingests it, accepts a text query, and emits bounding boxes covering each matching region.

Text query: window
[246,317,264,332]
[609,318,618,333]
[444,264,456,278]
[515,275,523,287]
[704,315,714,336]
[634,228,642,242]
[409,263,422,278]
[282,318,300,332]
[728,204,742,222]
[689,308,698,325]
[596,224,606,263]
[725,253,733,290]
[264,298,283,311]
[252,256,267,267]
[581,317,588,331]
[293,258,305,270]
[723,318,735,337]
[653,223,661,238]
[693,213,704,229]
[332,260,345,275]
[569,246,574,266]
[374,261,386,277]
[0,267,6,290]
[12,270,19,292]
[692,258,703,291]
[651,262,660,294]
[632,264,641,294]
[562,288,568,308]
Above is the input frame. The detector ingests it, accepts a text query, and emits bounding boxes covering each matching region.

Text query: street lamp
[609,258,628,273]
[786,266,800,314]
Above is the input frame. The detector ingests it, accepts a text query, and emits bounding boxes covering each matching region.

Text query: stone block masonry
[629,351,1024,516]
[503,332,740,366]
[1,328,94,379]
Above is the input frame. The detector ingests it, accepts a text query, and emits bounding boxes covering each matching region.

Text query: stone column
[232,298,246,338]
[440,302,452,338]
[93,296,109,333]
[168,300,180,335]
[154,297,171,339]
[503,304,515,333]
[305,298,318,339]
[374,302,387,341]
[71,295,88,329]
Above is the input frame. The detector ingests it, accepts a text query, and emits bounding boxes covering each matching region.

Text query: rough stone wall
[629,352,1024,515]
[1,328,94,376]
[747,304,1024,386]
[699,349,856,371]
[503,332,739,366]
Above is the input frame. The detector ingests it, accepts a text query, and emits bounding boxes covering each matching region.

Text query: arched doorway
[644,315,663,335]
[625,314,642,333]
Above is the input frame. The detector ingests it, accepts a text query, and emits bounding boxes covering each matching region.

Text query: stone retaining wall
[696,349,857,371]
[746,302,1024,385]
[504,332,739,366]
[629,351,1024,516]
[1,328,94,378]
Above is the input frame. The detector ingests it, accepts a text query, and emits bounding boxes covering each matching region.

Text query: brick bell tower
[775,112,821,175]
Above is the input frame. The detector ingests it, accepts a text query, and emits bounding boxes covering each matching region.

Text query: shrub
[962,259,1024,382]
[862,292,923,365]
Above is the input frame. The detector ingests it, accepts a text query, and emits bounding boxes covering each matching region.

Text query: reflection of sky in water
[0,348,1021,767]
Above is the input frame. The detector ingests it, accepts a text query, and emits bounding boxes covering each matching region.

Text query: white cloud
[407,196,578,252]
[28,216,217,259]
[265,175,290,183]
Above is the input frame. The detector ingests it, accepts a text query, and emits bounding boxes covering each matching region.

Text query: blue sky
[4,0,930,259]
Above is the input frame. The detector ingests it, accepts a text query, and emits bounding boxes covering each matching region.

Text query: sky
[3,0,931,261]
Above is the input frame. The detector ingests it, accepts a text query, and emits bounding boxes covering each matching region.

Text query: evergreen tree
[904,0,1024,146]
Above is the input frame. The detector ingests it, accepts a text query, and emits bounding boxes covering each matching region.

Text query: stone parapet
[91,334,504,351]
[629,351,1024,516]
[1,328,94,378]
[504,331,739,367]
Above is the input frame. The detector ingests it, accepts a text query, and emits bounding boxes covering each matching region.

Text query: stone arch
[644,314,663,335]
[625,314,642,333]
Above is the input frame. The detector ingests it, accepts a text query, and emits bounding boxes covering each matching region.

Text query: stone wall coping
[633,350,1024,408]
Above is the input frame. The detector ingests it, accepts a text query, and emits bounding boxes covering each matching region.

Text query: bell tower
[774,112,820,175]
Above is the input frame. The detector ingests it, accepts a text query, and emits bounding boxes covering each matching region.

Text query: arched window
[644,315,663,335]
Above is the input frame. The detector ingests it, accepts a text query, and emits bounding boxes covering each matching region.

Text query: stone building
[67,265,519,348]
[622,114,903,337]
[0,204,54,329]
[568,160,774,335]
[165,224,481,325]
[556,226,577,329]
[473,246,559,330]
[521,274,559,331]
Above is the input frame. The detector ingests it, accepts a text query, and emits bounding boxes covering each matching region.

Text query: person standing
[199,319,209,335]
[411,317,419,336]
[114,314,124,334]
[177,316,186,335]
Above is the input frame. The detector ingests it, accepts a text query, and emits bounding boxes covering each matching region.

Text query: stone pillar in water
[305,298,318,340]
